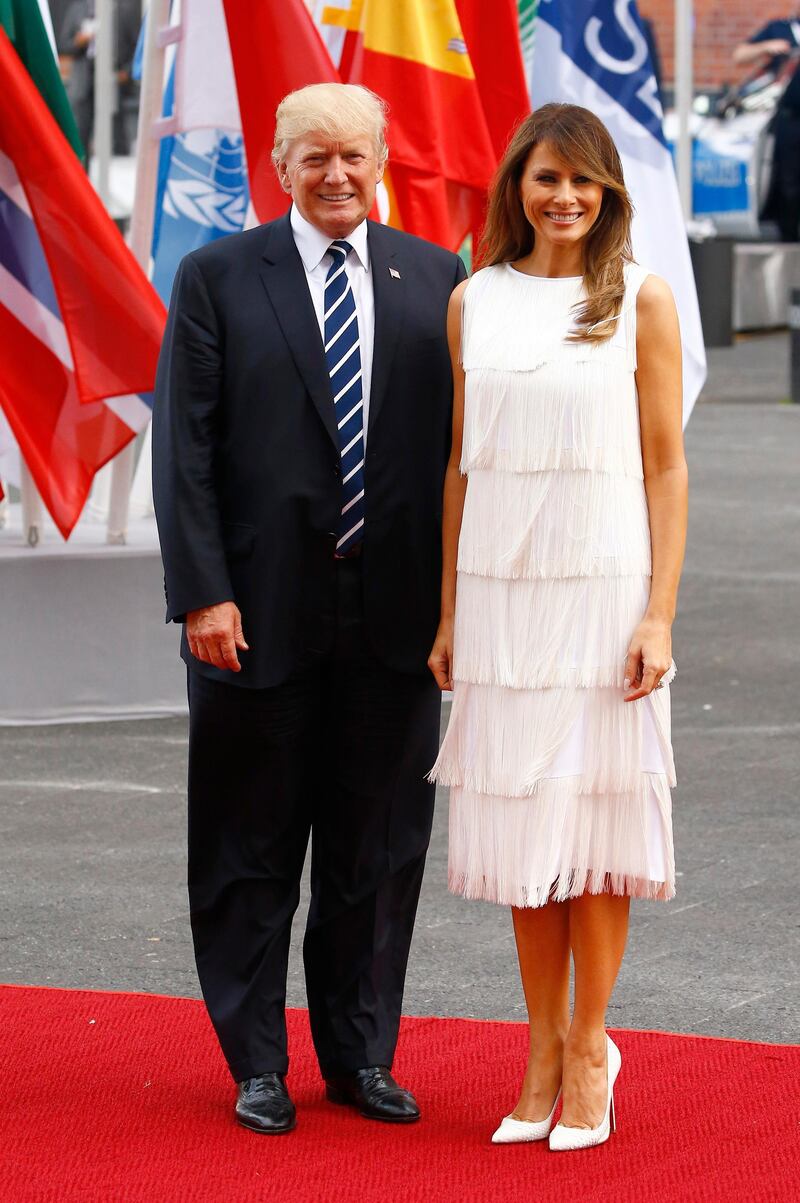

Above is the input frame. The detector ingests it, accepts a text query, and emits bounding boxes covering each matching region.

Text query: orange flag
[322,0,496,251]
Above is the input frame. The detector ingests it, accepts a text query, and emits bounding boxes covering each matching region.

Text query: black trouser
[186,558,440,1082]
[773,109,800,242]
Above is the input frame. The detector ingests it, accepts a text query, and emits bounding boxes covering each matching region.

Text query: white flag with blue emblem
[127,0,250,516]
[148,0,249,305]
[530,1,705,424]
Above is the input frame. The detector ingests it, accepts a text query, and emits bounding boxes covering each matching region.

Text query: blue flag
[530,0,705,421]
[151,126,249,304]
[132,21,250,307]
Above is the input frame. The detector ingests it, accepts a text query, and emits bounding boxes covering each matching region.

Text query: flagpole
[94,0,114,209]
[106,0,170,545]
[675,0,693,221]
[20,457,44,547]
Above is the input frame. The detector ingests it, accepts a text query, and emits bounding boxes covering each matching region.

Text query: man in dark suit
[152,83,465,1135]
[58,0,140,156]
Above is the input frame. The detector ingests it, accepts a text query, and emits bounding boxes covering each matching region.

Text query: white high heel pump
[491,1090,561,1144]
[548,1034,621,1152]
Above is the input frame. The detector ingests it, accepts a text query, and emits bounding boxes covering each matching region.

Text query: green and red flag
[0,0,84,160]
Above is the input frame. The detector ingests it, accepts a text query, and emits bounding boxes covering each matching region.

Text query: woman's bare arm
[624,274,688,702]
[428,280,469,690]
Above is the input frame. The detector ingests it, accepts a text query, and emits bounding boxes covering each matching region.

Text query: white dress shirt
[290,204,375,447]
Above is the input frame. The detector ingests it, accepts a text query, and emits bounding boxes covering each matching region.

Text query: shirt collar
[290,204,370,272]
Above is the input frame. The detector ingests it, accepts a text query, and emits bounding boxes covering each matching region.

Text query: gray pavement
[1,338,798,1044]
[699,332,790,405]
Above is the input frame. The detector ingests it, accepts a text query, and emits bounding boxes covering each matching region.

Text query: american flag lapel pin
[389,267,401,279]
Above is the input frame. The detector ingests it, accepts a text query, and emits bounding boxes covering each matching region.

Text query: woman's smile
[543,210,584,224]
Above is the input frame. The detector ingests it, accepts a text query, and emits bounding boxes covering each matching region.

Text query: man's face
[278,131,384,239]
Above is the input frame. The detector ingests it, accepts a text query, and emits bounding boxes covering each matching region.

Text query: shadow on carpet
[1,985,797,1202]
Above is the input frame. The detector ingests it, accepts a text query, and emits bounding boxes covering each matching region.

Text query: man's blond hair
[272,83,389,169]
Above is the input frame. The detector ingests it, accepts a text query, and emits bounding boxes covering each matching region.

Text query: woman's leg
[560,892,631,1128]
[510,901,571,1119]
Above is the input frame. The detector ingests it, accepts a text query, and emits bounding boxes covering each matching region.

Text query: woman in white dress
[428,104,687,1151]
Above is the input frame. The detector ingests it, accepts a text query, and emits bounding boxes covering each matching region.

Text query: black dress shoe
[235,1072,296,1134]
[325,1066,420,1123]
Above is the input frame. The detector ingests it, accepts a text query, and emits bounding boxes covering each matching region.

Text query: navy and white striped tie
[324,240,365,556]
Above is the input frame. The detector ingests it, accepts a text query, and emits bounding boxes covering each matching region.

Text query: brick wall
[639,1,797,92]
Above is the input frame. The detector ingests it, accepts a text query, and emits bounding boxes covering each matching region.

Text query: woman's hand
[623,617,672,702]
[428,620,454,691]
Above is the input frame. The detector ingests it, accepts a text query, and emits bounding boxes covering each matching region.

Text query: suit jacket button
[333,463,341,478]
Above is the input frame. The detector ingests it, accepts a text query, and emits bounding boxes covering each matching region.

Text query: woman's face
[519,142,604,250]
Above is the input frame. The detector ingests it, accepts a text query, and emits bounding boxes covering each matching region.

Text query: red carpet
[1,985,797,1203]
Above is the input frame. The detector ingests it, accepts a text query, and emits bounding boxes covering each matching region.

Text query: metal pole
[19,457,44,548]
[93,0,115,209]
[675,0,693,221]
[106,0,170,544]
[790,288,800,402]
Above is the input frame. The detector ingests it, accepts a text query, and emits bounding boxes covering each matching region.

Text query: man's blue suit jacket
[152,212,467,689]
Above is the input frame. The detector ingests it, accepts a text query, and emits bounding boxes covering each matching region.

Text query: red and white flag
[0,27,166,537]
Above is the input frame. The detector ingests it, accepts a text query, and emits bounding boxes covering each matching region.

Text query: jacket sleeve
[152,253,234,624]
[454,253,468,288]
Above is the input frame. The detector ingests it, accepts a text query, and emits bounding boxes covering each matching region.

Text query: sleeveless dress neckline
[505,263,583,282]
[431,260,676,908]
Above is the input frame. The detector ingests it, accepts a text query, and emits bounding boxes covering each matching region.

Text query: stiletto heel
[491,1089,561,1144]
[548,1034,621,1152]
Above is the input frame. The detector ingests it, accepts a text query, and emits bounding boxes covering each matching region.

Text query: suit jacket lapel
[367,221,405,439]
[258,214,339,451]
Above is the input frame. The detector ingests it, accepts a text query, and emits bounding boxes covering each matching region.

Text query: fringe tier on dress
[430,262,677,908]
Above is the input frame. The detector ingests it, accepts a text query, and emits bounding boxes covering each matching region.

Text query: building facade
[641,1,793,92]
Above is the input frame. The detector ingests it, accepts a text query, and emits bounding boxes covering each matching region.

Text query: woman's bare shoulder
[637,273,676,314]
[448,277,470,317]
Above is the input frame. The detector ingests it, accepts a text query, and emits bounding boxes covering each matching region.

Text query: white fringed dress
[431,261,677,908]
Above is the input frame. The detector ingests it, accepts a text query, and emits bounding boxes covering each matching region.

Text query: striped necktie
[324,240,365,555]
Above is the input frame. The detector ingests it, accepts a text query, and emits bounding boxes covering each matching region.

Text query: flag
[314,0,496,251]
[456,0,529,160]
[222,0,340,224]
[151,128,250,304]
[0,29,165,405]
[530,2,705,422]
[1,0,84,161]
[455,0,530,243]
[0,17,165,537]
[148,1,251,305]
[517,0,537,88]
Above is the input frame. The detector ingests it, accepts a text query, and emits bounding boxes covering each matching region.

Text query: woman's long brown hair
[478,103,634,344]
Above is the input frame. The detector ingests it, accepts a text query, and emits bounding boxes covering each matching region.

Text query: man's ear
[376,158,386,185]
[278,163,292,196]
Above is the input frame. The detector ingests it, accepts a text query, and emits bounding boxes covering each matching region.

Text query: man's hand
[186,602,248,672]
